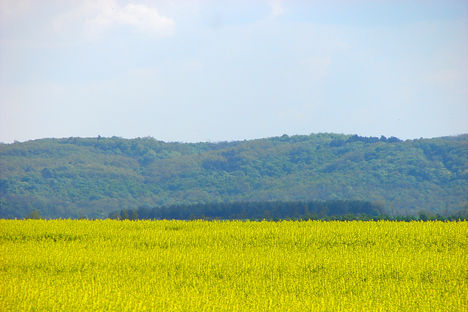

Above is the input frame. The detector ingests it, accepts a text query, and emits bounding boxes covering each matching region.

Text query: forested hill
[1,133,467,219]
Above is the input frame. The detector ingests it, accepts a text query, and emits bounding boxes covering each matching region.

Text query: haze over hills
[0,133,467,219]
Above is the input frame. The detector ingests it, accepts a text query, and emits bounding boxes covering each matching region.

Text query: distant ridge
[0,133,467,218]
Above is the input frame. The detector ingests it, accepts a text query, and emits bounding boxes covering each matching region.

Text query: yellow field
[0,220,466,311]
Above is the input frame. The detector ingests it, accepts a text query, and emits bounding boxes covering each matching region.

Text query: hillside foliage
[0,133,467,218]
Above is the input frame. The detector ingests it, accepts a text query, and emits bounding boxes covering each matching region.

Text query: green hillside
[1,133,467,218]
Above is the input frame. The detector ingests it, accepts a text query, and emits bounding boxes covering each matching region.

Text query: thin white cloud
[53,0,175,38]
[268,0,284,17]
[0,0,34,19]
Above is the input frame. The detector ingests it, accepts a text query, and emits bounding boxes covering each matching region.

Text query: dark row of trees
[110,200,386,221]
[109,200,467,221]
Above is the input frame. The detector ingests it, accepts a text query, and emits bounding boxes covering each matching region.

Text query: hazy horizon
[3,131,468,145]
[1,0,467,143]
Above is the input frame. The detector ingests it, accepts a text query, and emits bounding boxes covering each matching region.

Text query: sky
[1,0,467,143]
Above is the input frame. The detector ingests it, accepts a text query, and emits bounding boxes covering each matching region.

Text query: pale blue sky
[1,0,467,143]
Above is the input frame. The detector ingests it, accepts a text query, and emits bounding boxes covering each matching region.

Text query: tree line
[110,200,386,221]
[109,200,466,221]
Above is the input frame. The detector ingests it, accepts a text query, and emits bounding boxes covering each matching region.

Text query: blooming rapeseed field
[0,220,466,311]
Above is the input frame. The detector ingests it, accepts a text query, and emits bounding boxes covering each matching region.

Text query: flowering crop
[0,220,466,311]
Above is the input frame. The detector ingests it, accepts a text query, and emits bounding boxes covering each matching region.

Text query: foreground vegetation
[1,133,467,218]
[1,220,466,311]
